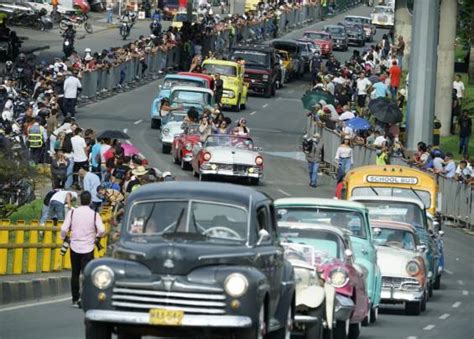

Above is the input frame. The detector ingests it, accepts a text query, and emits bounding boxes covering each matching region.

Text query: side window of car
[268,203,279,241]
[256,205,272,245]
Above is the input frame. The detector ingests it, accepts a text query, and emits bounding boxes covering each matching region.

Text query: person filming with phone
[60,191,105,308]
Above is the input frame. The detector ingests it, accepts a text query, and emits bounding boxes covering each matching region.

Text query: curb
[0,275,70,306]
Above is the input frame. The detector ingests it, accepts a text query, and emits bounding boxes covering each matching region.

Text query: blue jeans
[107,10,113,23]
[459,136,470,155]
[307,161,319,186]
[337,158,352,181]
[398,56,403,70]
[48,201,65,222]
[390,86,398,100]
[64,160,74,189]
[40,205,49,225]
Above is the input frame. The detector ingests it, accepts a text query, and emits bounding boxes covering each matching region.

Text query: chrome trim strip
[112,295,226,307]
[198,252,254,260]
[295,315,319,324]
[111,301,226,314]
[113,287,225,300]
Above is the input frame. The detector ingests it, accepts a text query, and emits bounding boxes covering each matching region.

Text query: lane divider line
[457,280,465,286]
[423,325,436,331]
[406,336,418,339]
[134,119,143,125]
[277,189,291,197]
[439,313,450,320]
[262,104,269,108]
[452,302,462,308]
[462,290,469,296]
[250,111,257,115]
[445,269,453,275]
[0,297,70,312]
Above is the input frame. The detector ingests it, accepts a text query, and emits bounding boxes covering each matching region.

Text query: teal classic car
[150,74,209,129]
[275,198,382,325]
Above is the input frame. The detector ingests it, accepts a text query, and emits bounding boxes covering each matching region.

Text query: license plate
[149,308,184,326]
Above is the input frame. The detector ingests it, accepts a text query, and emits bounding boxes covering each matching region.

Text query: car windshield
[362,201,426,229]
[175,13,197,22]
[167,113,186,122]
[351,187,431,209]
[185,124,200,135]
[279,227,343,259]
[277,51,289,60]
[170,90,210,105]
[373,7,393,14]
[276,207,367,238]
[232,50,270,67]
[373,228,416,251]
[345,17,367,24]
[325,26,344,34]
[162,79,202,89]
[304,32,328,40]
[204,135,254,149]
[128,200,248,243]
[202,63,237,76]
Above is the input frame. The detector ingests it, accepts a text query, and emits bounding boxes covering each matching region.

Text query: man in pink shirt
[61,191,105,307]
[389,60,401,99]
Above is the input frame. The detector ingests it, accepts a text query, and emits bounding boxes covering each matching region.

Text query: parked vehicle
[302,31,333,57]
[59,13,92,33]
[160,111,187,154]
[82,182,295,339]
[7,8,53,31]
[171,123,201,170]
[344,16,376,41]
[270,39,305,78]
[279,223,370,339]
[191,134,264,185]
[202,59,248,112]
[323,25,349,51]
[337,22,365,47]
[275,198,382,325]
[371,220,429,315]
[230,44,279,98]
[371,5,394,27]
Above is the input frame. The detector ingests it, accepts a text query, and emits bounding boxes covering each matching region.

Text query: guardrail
[0,207,113,276]
[319,127,473,229]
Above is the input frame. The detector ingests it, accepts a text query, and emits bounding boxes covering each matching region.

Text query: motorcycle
[120,22,130,40]
[59,14,92,33]
[7,8,53,31]
[150,20,161,36]
[63,38,74,57]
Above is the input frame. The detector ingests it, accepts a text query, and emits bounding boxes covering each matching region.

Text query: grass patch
[8,199,43,223]
[455,47,468,63]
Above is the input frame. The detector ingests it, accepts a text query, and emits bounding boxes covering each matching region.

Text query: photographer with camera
[60,191,105,308]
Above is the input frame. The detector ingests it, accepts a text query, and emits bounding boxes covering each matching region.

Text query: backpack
[302,138,313,154]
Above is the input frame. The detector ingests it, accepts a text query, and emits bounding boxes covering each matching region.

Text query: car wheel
[180,156,189,170]
[370,305,378,323]
[241,101,246,110]
[271,82,276,96]
[162,144,171,154]
[234,96,241,112]
[150,118,161,129]
[428,281,434,297]
[269,306,292,339]
[421,291,427,311]
[264,85,272,98]
[405,301,422,315]
[117,331,140,339]
[85,320,111,339]
[242,304,266,339]
[334,319,349,339]
[305,308,324,339]
[348,323,361,339]
[433,274,441,289]
[362,305,371,326]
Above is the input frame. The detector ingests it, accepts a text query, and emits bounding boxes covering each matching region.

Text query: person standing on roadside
[304,132,323,188]
[356,72,372,109]
[71,127,88,188]
[453,74,465,105]
[79,168,102,211]
[61,191,105,308]
[335,136,353,181]
[393,35,405,70]
[388,60,401,99]
[458,110,471,157]
[106,2,113,24]
[63,71,82,117]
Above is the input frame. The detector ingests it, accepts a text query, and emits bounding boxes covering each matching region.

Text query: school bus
[344,165,439,216]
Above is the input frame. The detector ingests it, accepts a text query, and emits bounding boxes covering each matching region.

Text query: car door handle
[361,248,368,255]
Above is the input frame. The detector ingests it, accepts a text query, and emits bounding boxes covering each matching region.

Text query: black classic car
[82,182,295,339]
[323,25,349,51]
[337,22,366,47]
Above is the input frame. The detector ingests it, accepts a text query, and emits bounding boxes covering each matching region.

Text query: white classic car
[371,6,394,27]
[371,220,429,316]
[160,112,187,153]
[191,134,264,185]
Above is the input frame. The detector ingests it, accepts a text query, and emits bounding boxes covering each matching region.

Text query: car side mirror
[372,227,381,236]
[417,244,427,253]
[257,229,270,246]
[344,249,353,259]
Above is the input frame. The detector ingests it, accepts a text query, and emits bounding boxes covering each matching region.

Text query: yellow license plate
[149,308,184,326]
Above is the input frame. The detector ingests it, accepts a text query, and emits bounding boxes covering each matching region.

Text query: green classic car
[275,198,382,325]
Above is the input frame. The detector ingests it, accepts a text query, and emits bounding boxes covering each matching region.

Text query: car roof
[278,221,349,238]
[370,220,416,232]
[271,39,299,46]
[345,15,370,20]
[350,196,426,210]
[324,24,343,28]
[202,59,239,67]
[304,30,329,34]
[164,74,206,82]
[128,182,271,206]
[232,44,275,53]
[275,197,367,211]
[170,86,214,95]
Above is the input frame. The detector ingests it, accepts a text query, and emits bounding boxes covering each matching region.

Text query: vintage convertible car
[201,59,248,112]
[171,123,201,170]
[371,5,395,28]
[279,223,370,339]
[344,16,376,41]
[371,220,429,315]
[150,75,209,129]
[275,198,382,325]
[270,40,305,78]
[302,31,333,57]
[276,49,294,84]
[351,196,444,298]
[191,134,264,185]
[159,112,187,154]
[82,182,295,339]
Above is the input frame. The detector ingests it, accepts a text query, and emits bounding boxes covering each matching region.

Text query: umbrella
[368,97,403,124]
[301,89,336,110]
[104,143,140,161]
[97,130,130,140]
[345,117,372,131]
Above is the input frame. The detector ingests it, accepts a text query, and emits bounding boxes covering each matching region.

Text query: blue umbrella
[345,117,371,131]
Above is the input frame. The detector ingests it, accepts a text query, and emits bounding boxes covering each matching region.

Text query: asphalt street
[1,5,473,339]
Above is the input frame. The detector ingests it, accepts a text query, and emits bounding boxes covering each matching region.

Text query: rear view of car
[371,6,395,27]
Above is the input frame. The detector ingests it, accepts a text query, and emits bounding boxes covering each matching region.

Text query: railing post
[27,220,39,273]
[0,220,9,275]
[12,221,25,274]
[41,220,53,272]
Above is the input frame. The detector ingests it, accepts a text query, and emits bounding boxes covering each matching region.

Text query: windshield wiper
[170,207,185,234]
[369,186,379,196]
[410,187,427,209]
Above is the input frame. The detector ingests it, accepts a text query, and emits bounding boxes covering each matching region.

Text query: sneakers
[72,299,82,308]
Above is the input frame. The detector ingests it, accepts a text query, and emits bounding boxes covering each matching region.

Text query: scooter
[120,22,130,40]
[63,38,74,57]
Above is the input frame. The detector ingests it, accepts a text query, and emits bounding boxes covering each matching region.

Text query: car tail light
[203,152,211,161]
[255,156,263,166]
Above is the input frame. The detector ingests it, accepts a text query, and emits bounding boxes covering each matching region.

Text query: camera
[60,236,70,256]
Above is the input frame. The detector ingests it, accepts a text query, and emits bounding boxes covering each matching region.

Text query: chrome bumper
[381,288,424,303]
[200,168,262,178]
[85,310,252,328]
[334,294,354,322]
[182,154,193,162]
[295,314,319,324]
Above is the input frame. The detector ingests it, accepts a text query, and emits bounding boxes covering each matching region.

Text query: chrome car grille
[382,276,420,289]
[112,280,227,315]
[212,163,251,172]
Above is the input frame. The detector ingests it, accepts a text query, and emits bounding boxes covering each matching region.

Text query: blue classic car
[150,74,209,129]
[275,198,382,328]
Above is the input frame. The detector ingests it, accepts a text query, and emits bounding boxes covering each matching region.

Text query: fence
[319,127,473,229]
[0,206,113,276]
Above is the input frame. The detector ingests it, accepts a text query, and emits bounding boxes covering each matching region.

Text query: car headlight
[185,143,192,151]
[91,265,114,290]
[329,268,349,288]
[162,128,169,136]
[223,90,235,98]
[224,273,248,297]
[406,261,421,276]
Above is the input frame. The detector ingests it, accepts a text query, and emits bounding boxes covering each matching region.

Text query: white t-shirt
[50,190,78,204]
[373,135,387,147]
[453,80,465,98]
[100,144,111,163]
[356,78,372,95]
[339,111,355,121]
[71,135,88,162]
[63,76,82,99]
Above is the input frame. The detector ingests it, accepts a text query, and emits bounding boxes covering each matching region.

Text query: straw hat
[132,166,148,176]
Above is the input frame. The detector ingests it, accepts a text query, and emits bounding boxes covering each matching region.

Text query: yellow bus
[344,165,439,216]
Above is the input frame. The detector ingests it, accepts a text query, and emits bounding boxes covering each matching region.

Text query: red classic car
[278,221,370,339]
[302,31,333,57]
[171,124,201,170]
[178,72,214,89]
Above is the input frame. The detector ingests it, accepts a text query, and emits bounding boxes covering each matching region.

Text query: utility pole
[434,0,457,137]
[406,0,439,150]
[394,0,412,71]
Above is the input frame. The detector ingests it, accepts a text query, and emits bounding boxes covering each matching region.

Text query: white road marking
[439,313,450,320]
[134,119,143,125]
[423,325,436,331]
[0,297,70,312]
[250,111,257,115]
[445,269,453,275]
[275,97,300,102]
[452,302,462,308]
[406,336,418,339]
[277,189,291,197]
[462,290,469,296]
[262,103,269,108]
[457,280,465,286]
